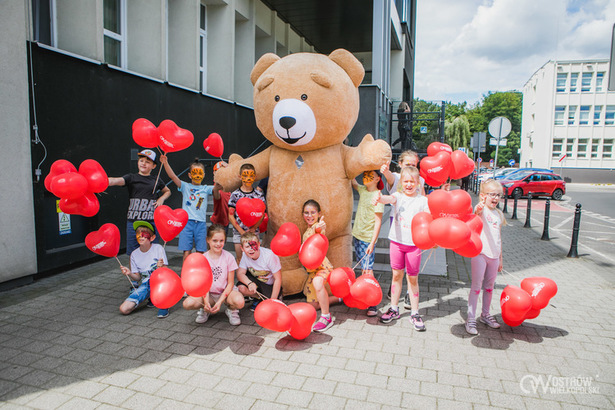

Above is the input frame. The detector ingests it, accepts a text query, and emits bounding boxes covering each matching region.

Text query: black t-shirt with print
[122,173,166,222]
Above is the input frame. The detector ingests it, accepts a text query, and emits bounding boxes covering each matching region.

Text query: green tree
[445,115,471,150]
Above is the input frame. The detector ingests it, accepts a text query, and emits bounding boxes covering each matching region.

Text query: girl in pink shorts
[373,166,430,331]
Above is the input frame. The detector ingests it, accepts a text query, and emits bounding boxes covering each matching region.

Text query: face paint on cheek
[190,168,204,182]
[363,172,375,185]
[241,171,255,186]
[248,241,259,252]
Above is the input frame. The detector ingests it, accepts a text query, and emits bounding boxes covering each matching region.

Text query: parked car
[501,171,566,200]
[479,167,517,182]
[499,167,553,181]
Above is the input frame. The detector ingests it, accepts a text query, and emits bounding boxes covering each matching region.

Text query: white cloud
[414,0,614,105]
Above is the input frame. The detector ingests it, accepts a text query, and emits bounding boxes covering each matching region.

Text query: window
[568,106,577,125]
[566,138,574,154]
[594,106,602,125]
[199,4,207,93]
[32,0,56,46]
[554,106,565,125]
[603,139,613,158]
[577,139,588,158]
[591,139,600,158]
[606,106,615,126]
[103,0,126,68]
[556,73,567,93]
[581,72,592,92]
[540,174,553,181]
[579,106,590,125]
[552,138,563,158]
[569,73,579,92]
[596,72,604,92]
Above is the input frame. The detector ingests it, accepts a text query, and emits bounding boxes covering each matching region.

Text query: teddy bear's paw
[229,153,244,164]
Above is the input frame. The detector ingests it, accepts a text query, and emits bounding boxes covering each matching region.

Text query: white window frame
[568,106,577,125]
[32,0,57,47]
[579,106,590,125]
[552,138,563,158]
[594,106,602,125]
[199,3,208,93]
[596,72,604,92]
[603,139,613,158]
[577,138,588,158]
[554,106,565,126]
[581,72,592,92]
[606,106,615,126]
[569,73,579,92]
[591,139,600,158]
[103,0,127,68]
[556,73,567,93]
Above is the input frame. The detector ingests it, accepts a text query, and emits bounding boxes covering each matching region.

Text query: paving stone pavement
[1,191,614,409]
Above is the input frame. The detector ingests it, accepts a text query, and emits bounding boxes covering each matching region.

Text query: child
[236,232,282,310]
[108,149,171,258]
[374,166,429,331]
[380,150,426,197]
[119,221,170,318]
[182,224,245,325]
[228,164,266,262]
[302,200,340,332]
[211,161,231,235]
[351,171,385,317]
[160,155,213,261]
[466,179,505,335]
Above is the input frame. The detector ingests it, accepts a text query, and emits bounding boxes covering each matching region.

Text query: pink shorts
[389,241,421,276]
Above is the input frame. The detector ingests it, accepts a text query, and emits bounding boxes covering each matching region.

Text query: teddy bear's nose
[279,116,296,130]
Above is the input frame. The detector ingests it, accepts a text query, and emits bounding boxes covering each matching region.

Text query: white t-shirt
[130,243,168,282]
[239,247,281,285]
[388,172,425,194]
[388,192,429,246]
[479,206,503,259]
[206,249,238,295]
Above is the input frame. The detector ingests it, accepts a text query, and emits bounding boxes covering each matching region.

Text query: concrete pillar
[234,0,255,105]
[371,0,391,95]
[55,0,101,60]
[126,0,165,79]
[207,2,235,99]
[168,0,200,88]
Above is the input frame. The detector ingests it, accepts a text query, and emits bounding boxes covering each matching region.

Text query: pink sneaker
[312,315,334,332]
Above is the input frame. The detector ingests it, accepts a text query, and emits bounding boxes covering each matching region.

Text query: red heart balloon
[453,231,482,258]
[271,222,301,257]
[500,285,532,327]
[50,172,89,199]
[428,217,471,249]
[327,267,356,298]
[288,302,318,340]
[428,189,472,219]
[59,192,100,217]
[85,223,120,257]
[157,119,194,153]
[525,308,541,320]
[449,150,475,180]
[254,299,293,332]
[520,277,557,310]
[78,159,108,193]
[154,205,189,242]
[236,198,266,228]
[181,253,213,297]
[150,267,184,309]
[44,159,78,192]
[299,233,329,270]
[349,275,382,307]
[461,213,483,235]
[343,294,370,310]
[427,142,453,157]
[411,211,435,250]
[420,151,451,187]
[132,118,159,148]
[203,133,224,157]
[259,213,269,232]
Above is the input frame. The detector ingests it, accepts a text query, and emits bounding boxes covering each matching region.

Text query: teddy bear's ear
[251,53,281,86]
[329,49,365,88]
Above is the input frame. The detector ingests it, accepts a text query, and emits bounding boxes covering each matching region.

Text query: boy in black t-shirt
[108,149,171,257]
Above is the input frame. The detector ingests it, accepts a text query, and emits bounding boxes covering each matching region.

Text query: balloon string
[152,163,163,194]
[116,256,137,291]
[352,253,368,270]
[421,248,435,271]
[255,290,268,300]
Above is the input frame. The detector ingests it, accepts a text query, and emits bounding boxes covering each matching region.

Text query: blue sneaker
[250,300,260,311]
[157,309,169,318]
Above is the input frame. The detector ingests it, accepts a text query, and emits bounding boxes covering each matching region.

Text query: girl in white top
[183,224,245,326]
[466,179,505,335]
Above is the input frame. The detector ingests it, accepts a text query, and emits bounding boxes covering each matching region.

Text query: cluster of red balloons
[45,159,108,217]
[254,299,317,340]
[132,118,194,152]
[500,277,558,326]
[328,268,383,309]
[153,205,189,243]
[411,189,483,257]
[269,221,328,272]
[419,142,475,187]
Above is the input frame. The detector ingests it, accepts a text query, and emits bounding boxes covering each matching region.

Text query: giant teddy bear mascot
[215,49,391,295]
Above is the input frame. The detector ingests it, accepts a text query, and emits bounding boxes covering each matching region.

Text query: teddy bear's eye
[274,95,280,102]
[301,94,308,101]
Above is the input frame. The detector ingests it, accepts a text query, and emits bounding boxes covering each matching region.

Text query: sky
[414,0,615,105]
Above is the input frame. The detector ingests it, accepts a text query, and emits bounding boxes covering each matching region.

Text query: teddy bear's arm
[213,147,272,192]
[342,134,392,180]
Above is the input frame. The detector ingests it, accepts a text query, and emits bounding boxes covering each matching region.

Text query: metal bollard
[502,192,508,213]
[524,193,532,228]
[567,203,582,258]
[541,199,550,240]
[511,195,518,220]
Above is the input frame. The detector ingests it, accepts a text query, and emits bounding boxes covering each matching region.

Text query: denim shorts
[353,237,375,271]
[125,280,150,305]
[178,220,207,252]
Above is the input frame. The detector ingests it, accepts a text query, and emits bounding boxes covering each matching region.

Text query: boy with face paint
[228,163,266,262]
[161,156,214,261]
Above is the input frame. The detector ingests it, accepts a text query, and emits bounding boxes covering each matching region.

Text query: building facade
[0,0,416,285]
[521,59,615,183]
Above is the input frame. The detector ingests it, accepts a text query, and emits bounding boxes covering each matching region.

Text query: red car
[501,171,566,200]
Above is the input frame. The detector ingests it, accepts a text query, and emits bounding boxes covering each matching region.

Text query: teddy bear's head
[250,49,364,152]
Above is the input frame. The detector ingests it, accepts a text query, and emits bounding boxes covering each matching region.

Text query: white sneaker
[225,309,241,326]
[465,319,478,335]
[195,308,209,324]
[480,314,501,329]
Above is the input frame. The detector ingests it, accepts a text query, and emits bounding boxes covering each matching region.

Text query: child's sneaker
[403,293,412,309]
[225,309,241,326]
[195,308,209,323]
[480,314,501,329]
[157,309,169,319]
[366,306,379,317]
[379,307,400,323]
[410,313,426,331]
[465,319,478,335]
[312,315,334,332]
[250,299,260,311]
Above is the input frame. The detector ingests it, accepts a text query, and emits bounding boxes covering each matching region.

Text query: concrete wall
[0,2,38,282]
